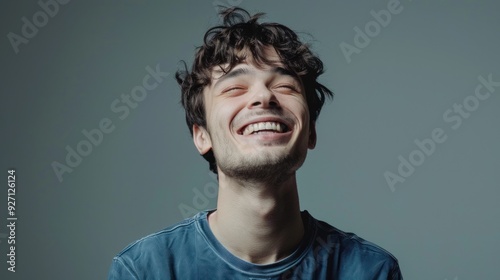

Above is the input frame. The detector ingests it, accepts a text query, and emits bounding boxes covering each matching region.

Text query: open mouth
[238,121,290,136]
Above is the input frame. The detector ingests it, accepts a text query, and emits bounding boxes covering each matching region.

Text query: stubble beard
[214,140,307,185]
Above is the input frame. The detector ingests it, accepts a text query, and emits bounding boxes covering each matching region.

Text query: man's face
[193,51,316,182]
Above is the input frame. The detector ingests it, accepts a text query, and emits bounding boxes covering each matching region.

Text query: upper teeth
[242,122,285,135]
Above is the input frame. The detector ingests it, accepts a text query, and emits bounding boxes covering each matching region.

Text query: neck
[208,171,304,264]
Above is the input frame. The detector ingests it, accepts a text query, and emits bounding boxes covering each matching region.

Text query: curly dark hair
[175,7,333,174]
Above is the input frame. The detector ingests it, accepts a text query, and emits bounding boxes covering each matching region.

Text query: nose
[248,85,280,109]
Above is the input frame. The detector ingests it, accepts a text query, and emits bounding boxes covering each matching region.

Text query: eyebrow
[212,66,299,89]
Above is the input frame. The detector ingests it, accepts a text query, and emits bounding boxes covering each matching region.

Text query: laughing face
[193,50,316,182]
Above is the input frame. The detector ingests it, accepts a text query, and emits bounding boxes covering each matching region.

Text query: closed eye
[281,85,298,90]
[222,86,246,94]
[275,84,300,93]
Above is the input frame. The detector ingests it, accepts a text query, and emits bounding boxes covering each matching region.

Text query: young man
[108,8,402,279]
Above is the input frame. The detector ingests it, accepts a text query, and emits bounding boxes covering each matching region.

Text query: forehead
[214,63,296,78]
[210,47,292,81]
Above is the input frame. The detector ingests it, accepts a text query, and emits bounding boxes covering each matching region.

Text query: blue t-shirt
[108,210,402,279]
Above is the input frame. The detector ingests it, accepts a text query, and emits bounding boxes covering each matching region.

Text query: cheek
[286,98,310,123]
[297,98,311,123]
[207,101,240,134]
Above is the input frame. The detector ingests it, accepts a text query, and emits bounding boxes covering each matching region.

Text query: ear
[308,122,317,149]
[193,124,212,155]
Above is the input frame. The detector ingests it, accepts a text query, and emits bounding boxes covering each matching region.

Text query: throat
[208,209,305,265]
[207,182,304,265]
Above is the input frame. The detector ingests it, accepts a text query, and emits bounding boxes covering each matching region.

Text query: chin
[219,149,307,181]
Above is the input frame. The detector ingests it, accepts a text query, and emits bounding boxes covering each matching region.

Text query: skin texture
[192,49,318,264]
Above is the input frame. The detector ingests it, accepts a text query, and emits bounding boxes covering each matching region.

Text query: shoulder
[112,213,202,264]
[308,213,402,278]
[108,213,206,279]
[313,214,398,260]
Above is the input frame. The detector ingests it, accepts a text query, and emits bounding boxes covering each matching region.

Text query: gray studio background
[1,0,499,279]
